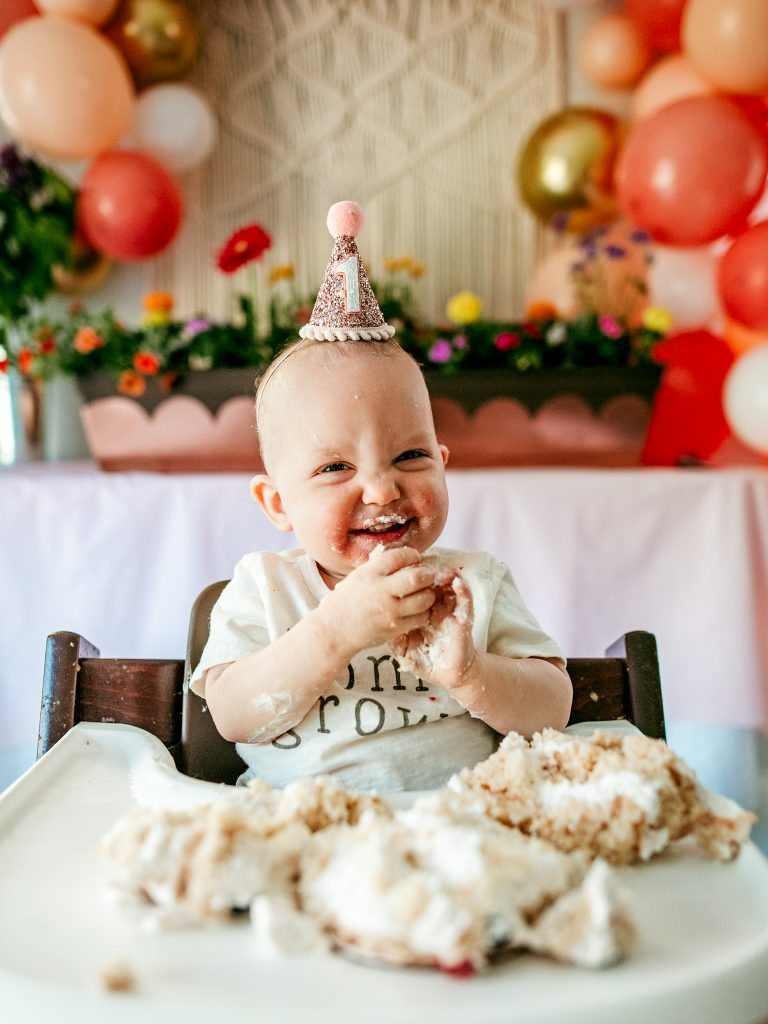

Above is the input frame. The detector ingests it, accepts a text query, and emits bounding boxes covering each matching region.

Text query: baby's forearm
[450,653,572,738]
[204,606,355,744]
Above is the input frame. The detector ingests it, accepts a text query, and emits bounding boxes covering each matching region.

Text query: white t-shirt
[190,546,564,791]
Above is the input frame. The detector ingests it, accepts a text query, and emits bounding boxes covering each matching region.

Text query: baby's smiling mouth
[351,514,414,538]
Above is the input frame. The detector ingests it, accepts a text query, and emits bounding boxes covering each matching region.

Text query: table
[1,462,767,808]
[1,722,767,1024]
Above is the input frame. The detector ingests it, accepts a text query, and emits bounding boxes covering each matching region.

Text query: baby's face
[256,345,449,586]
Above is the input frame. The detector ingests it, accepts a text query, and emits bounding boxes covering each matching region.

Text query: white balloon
[723,344,768,453]
[123,84,217,174]
[648,245,720,329]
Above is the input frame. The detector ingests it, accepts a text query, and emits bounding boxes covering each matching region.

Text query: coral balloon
[683,0,768,95]
[624,0,686,52]
[77,150,183,261]
[578,13,652,91]
[648,246,720,329]
[642,330,735,465]
[723,344,768,453]
[35,0,119,25]
[0,16,134,160]
[123,83,217,173]
[723,317,768,358]
[631,55,715,122]
[105,0,200,88]
[517,107,623,233]
[616,97,768,246]
[718,223,768,332]
[0,0,37,40]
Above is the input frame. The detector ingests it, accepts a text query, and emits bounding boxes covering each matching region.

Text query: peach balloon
[631,55,715,122]
[35,0,119,25]
[683,0,768,95]
[0,15,134,160]
[723,317,768,358]
[578,13,652,91]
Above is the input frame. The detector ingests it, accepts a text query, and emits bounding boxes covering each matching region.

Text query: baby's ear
[439,444,450,467]
[250,474,293,532]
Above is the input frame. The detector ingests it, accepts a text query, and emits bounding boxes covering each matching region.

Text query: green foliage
[0,144,76,324]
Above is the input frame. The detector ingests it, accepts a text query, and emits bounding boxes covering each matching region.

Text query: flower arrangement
[1,219,668,391]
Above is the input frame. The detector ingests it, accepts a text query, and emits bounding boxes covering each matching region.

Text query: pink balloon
[624,0,687,52]
[0,15,135,160]
[77,151,184,261]
[0,0,37,40]
[616,96,768,246]
[718,223,768,332]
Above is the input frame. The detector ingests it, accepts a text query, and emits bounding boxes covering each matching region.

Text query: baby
[190,204,571,791]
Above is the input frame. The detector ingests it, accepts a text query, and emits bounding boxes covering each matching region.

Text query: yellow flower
[142,291,174,313]
[446,291,483,325]
[384,256,427,278]
[141,310,170,327]
[268,263,295,284]
[642,306,673,333]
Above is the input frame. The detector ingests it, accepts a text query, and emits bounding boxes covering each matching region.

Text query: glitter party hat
[299,201,396,342]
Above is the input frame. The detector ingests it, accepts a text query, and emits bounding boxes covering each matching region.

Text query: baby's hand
[392,570,475,689]
[320,546,438,654]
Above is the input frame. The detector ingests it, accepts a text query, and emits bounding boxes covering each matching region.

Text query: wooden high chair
[38,580,666,784]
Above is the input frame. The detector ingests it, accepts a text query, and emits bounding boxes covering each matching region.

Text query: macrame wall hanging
[151,0,564,322]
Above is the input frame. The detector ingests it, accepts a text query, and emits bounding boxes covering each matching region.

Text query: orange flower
[117,370,146,397]
[143,291,174,313]
[525,300,559,321]
[74,327,105,355]
[133,351,161,375]
[17,348,33,374]
[161,370,177,393]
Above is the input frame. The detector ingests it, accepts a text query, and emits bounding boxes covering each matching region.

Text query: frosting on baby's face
[253,343,449,586]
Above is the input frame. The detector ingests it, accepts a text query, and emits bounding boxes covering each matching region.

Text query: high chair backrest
[39,582,665,782]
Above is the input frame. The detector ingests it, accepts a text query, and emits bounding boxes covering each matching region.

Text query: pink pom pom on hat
[299,200,396,342]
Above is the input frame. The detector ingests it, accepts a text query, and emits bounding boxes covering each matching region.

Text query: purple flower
[0,143,31,189]
[604,244,627,259]
[453,333,468,350]
[551,212,570,233]
[428,338,453,364]
[183,317,213,339]
[598,315,622,339]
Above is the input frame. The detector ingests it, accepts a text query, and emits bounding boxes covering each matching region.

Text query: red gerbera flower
[133,351,161,375]
[216,223,271,274]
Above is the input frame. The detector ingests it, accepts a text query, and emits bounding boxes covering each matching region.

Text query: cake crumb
[98,960,136,992]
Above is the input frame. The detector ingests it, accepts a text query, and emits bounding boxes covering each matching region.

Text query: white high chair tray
[1,723,767,1024]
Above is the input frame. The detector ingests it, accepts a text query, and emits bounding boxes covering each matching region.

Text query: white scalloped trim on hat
[298,324,396,342]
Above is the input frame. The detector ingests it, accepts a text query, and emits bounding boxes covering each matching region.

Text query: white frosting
[537,771,662,817]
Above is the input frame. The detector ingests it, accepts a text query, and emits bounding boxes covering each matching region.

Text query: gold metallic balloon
[104,0,200,88]
[53,236,113,295]
[517,107,624,233]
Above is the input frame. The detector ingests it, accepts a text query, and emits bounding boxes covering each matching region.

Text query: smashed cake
[298,801,634,971]
[449,728,756,865]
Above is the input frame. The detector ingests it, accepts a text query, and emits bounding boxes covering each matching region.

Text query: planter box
[76,365,661,472]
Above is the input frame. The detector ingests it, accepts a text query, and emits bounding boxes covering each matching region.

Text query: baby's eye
[395,449,428,463]
[320,462,351,473]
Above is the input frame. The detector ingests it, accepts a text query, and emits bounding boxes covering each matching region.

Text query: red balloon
[623,0,686,52]
[616,96,768,246]
[642,330,735,465]
[0,0,37,40]
[718,222,768,331]
[77,150,183,261]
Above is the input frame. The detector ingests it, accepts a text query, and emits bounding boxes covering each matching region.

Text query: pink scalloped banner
[80,392,655,472]
[431,394,654,467]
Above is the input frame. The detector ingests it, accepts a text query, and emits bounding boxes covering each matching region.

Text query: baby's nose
[361,471,400,505]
